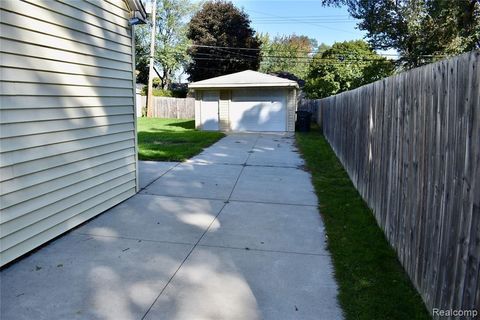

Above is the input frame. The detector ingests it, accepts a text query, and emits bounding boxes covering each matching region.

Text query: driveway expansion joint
[136,192,319,207]
[139,161,182,192]
[141,134,261,320]
[73,232,196,246]
[197,243,331,257]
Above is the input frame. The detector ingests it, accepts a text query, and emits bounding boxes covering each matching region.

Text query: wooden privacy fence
[319,51,479,315]
[136,95,195,119]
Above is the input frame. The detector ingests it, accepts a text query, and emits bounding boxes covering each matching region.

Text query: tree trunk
[161,68,170,90]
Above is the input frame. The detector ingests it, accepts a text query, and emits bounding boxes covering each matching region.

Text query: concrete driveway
[0,133,343,320]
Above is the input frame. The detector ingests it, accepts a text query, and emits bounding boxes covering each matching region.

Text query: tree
[304,40,394,99]
[259,34,320,80]
[186,0,261,81]
[321,0,480,68]
[155,0,196,89]
[134,24,150,84]
[134,0,196,88]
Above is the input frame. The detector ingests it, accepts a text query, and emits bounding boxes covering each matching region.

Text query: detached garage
[189,70,298,132]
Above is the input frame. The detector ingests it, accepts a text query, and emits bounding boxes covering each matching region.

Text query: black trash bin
[296,110,312,132]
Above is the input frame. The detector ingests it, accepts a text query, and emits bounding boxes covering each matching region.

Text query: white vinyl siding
[0,0,137,266]
[199,91,219,130]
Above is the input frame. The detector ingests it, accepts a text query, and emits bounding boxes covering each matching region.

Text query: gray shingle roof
[188,70,299,89]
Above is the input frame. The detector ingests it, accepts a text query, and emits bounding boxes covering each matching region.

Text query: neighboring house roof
[188,70,299,89]
[268,71,306,88]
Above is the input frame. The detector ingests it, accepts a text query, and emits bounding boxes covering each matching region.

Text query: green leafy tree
[186,0,261,81]
[321,0,480,68]
[134,0,196,88]
[317,43,331,53]
[304,40,394,99]
[259,34,320,80]
[134,24,150,84]
[155,0,196,89]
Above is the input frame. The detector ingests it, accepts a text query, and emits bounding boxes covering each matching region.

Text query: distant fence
[136,94,144,117]
[136,95,195,119]
[318,51,479,316]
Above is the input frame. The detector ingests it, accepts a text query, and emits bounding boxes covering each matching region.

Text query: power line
[188,44,451,59]
[190,44,262,52]
[189,44,397,56]
[246,9,358,35]
[255,20,354,23]
[194,51,396,62]
[253,18,353,21]
[254,21,357,25]
[253,17,352,20]
[190,56,396,65]
[190,44,402,59]
[251,16,356,24]
[251,14,351,18]
[215,47,258,59]
[154,44,445,62]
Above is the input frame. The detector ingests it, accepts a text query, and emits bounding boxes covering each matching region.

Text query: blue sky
[145,0,397,81]
[145,0,397,55]
[231,0,367,46]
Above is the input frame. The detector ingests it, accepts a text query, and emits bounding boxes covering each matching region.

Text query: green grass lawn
[137,118,225,161]
[296,125,431,320]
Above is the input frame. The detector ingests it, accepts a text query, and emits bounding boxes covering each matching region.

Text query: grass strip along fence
[316,51,479,318]
[297,128,431,320]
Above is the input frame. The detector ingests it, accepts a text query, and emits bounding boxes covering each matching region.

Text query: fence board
[314,51,480,317]
[136,96,195,119]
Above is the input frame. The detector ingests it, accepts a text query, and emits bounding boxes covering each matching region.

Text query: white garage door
[229,89,286,132]
[200,91,219,130]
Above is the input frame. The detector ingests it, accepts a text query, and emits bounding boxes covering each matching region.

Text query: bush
[152,77,161,87]
[140,86,173,97]
[170,87,188,98]
[140,85,187,98]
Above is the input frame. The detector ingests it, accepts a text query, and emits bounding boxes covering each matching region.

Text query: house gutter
[126,0,147,23]
[188,83,300,89]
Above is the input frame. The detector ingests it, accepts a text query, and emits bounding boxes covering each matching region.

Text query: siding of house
[0,0,138,266]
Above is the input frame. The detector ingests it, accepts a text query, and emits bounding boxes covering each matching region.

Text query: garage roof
[188,70,299,89]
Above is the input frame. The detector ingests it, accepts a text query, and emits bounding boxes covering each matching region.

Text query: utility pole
[146,0,157,117]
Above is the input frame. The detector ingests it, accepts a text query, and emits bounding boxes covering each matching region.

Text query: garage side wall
[219,90,230,131]
[287,88,297,132]
[0,0,137,266]
[194,91,201,129]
